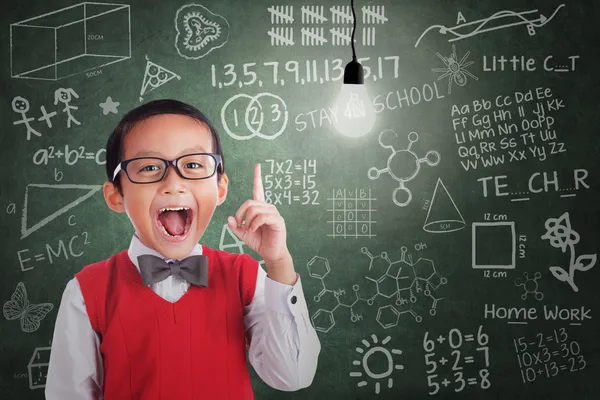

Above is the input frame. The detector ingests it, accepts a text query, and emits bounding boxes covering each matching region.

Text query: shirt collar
[127,232,203,273]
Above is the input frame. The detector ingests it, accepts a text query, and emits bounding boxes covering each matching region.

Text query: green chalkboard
[2,0,600,398]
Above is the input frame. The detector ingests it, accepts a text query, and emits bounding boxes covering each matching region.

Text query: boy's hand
[227,164,290,264]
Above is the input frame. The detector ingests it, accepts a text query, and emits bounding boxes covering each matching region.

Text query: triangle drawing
[219,223,265,267]
[219,223,244,253]
[21,184,102,239]
[423,178,466,233]
[139,55,181,101]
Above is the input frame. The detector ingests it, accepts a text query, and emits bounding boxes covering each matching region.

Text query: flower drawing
[541,212,596,292]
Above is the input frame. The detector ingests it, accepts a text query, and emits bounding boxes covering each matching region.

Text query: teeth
[159,206,190,213]
[157,206,192,238]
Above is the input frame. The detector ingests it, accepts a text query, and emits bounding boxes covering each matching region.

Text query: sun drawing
[349,334,404,394]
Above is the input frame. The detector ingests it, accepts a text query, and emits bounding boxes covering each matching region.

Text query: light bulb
[333,83,376,138]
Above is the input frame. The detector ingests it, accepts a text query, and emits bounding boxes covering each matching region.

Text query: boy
[45,99,321,399]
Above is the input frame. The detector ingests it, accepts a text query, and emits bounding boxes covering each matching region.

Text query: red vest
[75,247,258,400]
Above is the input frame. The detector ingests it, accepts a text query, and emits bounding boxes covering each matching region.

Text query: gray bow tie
[137,254,208,287]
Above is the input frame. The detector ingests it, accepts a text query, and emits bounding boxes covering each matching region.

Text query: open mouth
[155,206,193,240]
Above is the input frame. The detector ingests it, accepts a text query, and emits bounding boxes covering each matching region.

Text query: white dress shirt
[45,234,321,399]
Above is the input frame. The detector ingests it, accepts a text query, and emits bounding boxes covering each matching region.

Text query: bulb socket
[343,59,364,84]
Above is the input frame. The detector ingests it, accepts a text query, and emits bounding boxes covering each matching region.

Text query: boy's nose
[161,165,188,193]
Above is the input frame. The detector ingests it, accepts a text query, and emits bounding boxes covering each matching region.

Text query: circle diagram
[220,92,288,141]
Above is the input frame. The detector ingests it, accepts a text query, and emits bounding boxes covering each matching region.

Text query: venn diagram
[220,93,288,141]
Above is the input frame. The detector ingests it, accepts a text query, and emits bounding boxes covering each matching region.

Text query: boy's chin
[154,239,198,260]
[151,225,200,258]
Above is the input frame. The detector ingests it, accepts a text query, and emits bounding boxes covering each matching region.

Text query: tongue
[158,210,186,236]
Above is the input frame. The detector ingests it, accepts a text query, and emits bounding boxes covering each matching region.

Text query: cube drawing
[28,346,51,389]
[10,2,131,80]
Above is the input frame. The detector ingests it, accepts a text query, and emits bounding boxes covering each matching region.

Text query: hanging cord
[351,0,357,61]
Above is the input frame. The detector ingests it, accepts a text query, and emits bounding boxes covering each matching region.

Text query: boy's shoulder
[75,249,128,279]
[75,247,259,306]
[201,245,259,269]
[202,245,246,259]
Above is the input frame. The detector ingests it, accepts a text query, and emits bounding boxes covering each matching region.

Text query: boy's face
[104,113,228,260]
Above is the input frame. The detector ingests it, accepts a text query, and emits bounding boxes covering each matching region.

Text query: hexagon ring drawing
[368,130,440,207]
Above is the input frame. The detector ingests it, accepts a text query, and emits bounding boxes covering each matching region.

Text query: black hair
[105,99,225,196]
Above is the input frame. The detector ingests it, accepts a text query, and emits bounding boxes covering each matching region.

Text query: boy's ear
[216,173,229,206]
[103,181,125,213]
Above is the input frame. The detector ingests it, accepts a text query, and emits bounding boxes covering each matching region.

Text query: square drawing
[472,222,516,269]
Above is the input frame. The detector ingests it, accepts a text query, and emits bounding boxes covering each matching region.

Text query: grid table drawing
[328,188,376,238]
[10,2,131,80]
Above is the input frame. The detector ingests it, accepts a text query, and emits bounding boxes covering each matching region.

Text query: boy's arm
[45,279,104,400]
[245,264,321,391]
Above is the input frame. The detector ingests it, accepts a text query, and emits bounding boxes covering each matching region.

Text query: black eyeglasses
[112,153,222,184]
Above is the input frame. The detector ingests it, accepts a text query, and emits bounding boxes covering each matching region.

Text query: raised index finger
[253,163,265,202]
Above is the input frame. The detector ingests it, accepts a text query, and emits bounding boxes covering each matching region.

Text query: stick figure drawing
[54,88,81,128]
[12,96,42,140]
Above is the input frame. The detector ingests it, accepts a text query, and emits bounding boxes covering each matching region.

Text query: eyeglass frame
[112,152,223,184]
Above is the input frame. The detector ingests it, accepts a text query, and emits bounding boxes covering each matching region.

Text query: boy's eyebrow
[132,147,208,158]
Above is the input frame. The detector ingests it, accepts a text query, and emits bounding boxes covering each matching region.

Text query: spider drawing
[432,44,478,94]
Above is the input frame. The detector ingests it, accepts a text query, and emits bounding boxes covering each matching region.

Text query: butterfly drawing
[3,282,54,333]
